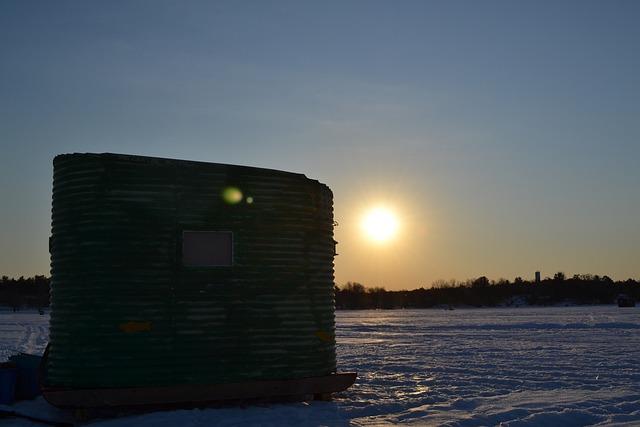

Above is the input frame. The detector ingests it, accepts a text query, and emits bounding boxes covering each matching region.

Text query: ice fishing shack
[44,153,355,408]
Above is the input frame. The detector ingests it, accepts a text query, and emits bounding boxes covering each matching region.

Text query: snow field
[0,306,638,426]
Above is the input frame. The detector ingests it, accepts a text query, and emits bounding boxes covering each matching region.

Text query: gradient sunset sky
[1,1,639,289]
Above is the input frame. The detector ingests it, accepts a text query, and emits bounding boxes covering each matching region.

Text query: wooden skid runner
[43,373,357,408]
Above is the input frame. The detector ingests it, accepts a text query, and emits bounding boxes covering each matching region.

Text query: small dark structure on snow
[617,294,636,308]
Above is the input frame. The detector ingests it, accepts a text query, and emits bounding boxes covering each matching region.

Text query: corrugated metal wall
[48,153,336,388]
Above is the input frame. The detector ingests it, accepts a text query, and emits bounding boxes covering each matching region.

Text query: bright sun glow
[361,207,399,243]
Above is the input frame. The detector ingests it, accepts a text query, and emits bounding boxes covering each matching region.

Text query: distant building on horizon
[535,271,541,284]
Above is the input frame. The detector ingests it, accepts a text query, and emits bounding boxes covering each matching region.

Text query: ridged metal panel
[48,153,336,388]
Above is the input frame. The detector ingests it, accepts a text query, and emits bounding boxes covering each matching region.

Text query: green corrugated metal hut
[45,153,354,407]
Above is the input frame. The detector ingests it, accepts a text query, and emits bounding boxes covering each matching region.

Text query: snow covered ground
[1,306,639,426]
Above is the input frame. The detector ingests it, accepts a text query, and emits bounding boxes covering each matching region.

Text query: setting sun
[361,207,399,243]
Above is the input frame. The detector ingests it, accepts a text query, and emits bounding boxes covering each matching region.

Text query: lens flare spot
[221,187,243,204]
[246,196,254,204]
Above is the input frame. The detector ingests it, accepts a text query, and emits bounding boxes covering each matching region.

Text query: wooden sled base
[42,373,357,409]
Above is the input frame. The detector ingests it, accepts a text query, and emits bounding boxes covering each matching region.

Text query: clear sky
[1,1,639,289]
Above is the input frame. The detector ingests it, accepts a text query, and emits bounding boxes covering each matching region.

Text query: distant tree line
[335,274,640,309]
[0,275,50,311]
[1,274,638,311]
